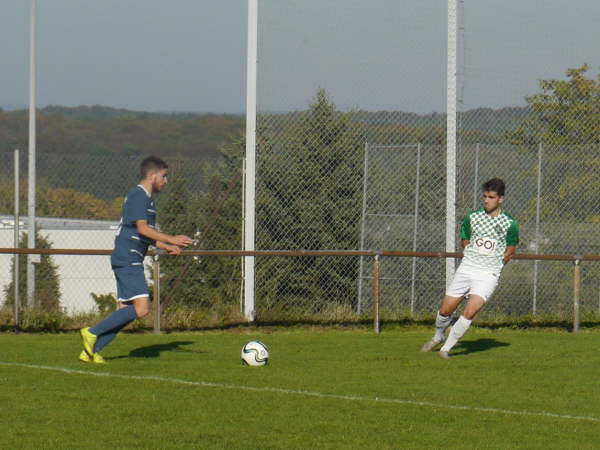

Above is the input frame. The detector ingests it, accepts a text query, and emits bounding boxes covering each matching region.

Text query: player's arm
[155,240,183,255]
[459,213,471,251]
[504,220,520,265]
[136,220,193,247]
[503,246,516,264]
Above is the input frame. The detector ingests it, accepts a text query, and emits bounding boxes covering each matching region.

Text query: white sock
[440,316,472,352]
[434,312,452,342]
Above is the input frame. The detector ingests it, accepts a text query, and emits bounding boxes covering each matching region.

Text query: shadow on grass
[451,338,510,356]
[107,341,200,360]
[145,317,597,333]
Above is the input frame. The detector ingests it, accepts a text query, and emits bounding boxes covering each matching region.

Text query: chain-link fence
[1,0,599,329]
[1,144,600,328]
[357,143,600,319]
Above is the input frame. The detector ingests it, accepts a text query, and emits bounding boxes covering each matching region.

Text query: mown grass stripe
[2,360,599,424]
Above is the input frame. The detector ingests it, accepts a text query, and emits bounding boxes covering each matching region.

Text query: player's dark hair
[482,178,505,196]
[140,156,168,179]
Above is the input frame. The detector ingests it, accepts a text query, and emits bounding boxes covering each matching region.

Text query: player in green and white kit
[421,178,519,359]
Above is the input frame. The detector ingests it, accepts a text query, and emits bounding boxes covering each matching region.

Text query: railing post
[372,253,381,334]
[573,258,581,333]
[153,254,161,334]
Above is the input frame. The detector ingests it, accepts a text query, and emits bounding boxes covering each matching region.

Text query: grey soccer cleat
[438,350,450,359]
[420,338,443,352]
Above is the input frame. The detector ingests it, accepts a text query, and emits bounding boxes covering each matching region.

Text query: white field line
[2,361,599,424]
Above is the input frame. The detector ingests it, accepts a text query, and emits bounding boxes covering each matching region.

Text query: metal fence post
[372,253,381,334]
[410,143,421,315]
[572,258,581,333]
[153,255,161,334]
[532,142,543,314]
[472,143,480,210]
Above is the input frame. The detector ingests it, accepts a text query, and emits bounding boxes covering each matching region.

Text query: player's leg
[80,267,146,360]
[421,295,463,352]
[92,297,150,359]
[92,297,150,356]
[421,266,470,352]
[439,294,485,358]
[439,271,498,358]
[131,296,151,318]
[92,302,133,355]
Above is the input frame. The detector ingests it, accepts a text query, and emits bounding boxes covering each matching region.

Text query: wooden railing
[0,248,592,333]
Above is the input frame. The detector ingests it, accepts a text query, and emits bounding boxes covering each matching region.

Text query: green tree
[192,135,244,308]
[153,161,204,308]
[256,89,363,309]
[509,65,600,224]
[508,64,600,146]
[504,66,600,309]
[4,231,61,312]
[154,145,244,315]
[0,180,122,220]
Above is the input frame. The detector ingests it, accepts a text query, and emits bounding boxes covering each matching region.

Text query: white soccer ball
[241,341,269,366]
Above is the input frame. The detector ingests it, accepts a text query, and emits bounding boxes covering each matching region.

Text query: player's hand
[169,235,194,247]
[164,244,182,255]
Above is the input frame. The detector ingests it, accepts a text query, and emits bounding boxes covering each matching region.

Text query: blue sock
[93,320,134,353]
[90,305,138,337]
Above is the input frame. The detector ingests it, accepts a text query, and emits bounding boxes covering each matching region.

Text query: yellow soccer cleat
[92,353,106,364]
[80,327,97,357]
[79,350,91,363]
[79,350,105,364]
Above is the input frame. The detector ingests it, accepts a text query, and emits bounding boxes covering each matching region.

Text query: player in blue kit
[79,156,193,363]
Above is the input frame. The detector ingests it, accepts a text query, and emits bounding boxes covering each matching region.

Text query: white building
[0,215,150,314]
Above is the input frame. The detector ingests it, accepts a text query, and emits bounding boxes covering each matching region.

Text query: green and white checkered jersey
[460,209,519,274]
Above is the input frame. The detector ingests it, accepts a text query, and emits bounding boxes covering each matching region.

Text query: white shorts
[445,264,499,302]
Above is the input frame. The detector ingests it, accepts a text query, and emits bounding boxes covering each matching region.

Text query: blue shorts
[113,266,149,302]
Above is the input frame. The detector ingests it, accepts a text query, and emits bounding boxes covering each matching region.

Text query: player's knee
[463,310,477,320]
[133,299,150,318]
[439,297,461,316]
[439,306,453,316]
[463,295,486,320]
[135,305,150,317]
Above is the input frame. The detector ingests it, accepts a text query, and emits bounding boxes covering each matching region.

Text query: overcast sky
[1,0,598,114]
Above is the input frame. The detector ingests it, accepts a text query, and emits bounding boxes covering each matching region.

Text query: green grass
[1,327,600,449]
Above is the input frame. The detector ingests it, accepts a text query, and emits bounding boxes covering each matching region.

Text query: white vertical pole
[357,143,370,314]
[27,0,37,307]
[446,0,458,286]
[240,157,246,313]
[532,142,543,314]
[14,149,20,326]
[243,0,258,321]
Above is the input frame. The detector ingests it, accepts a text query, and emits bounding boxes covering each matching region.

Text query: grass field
[1,326,600,449]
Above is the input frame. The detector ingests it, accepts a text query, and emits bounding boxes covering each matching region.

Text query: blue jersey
[111,185,157,267]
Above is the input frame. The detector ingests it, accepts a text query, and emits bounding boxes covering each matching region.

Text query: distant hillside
[40,105,240,121]
[0,104,531,160]
[353,106,531,140]
[0,105,245,160]
[262,106,531,145]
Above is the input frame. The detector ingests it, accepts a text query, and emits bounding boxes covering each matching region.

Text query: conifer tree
[4,231,61,312]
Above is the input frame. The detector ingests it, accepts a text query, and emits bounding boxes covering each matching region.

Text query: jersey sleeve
[126,190,149,223]
[459,213,472,240]
[506,220,519,246]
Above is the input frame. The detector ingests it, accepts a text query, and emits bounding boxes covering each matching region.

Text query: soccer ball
[241,341,269,366]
